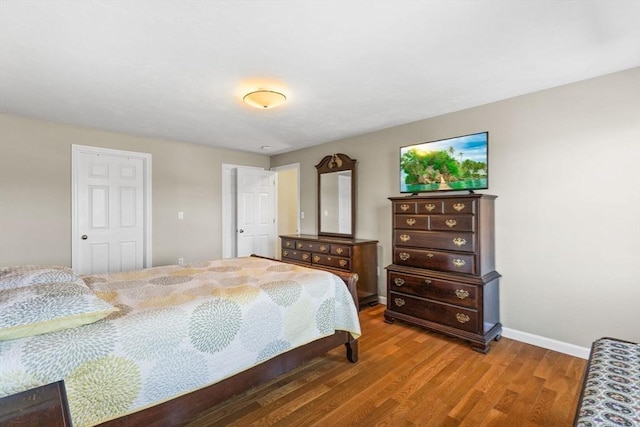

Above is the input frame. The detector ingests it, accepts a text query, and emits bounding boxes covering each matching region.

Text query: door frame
[221,163,265,258]
[222,163,301,259]
[71,144,153,272]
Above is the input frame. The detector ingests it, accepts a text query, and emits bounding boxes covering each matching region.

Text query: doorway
[221,163,300,259]
[271,163,300,258]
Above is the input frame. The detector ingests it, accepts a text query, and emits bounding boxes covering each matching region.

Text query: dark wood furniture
[384,194,501,353]
[0,381,72,427]
[280,234,378,308]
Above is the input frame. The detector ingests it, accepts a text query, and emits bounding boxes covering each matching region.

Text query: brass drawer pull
[426,253,434,258]
[394,278,405,286]
[425,203,436,212]
[283,250,289,256]
[424,279,432,285]
[302,254,309,261]
[400,234,410,242]
[399,252,410,261]
[406,218,416,226]
[445,219,457,228]
[285,241,292,247]
[452,237,467,247]
[456,313,470,323]
[339,260,347,267]
[296,242,303,249]
[320,245,328,252]
[455,289,470,300]
[452,259,466,268]
[313,255,320,262]
[453,203,465,212]
[400,204,410,211]
[335,247,343,254]
[394,298,406,307]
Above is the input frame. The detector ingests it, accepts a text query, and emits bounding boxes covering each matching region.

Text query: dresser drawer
[282,239,297,249]
[389,291,479,333]
[388,272,478,309]
[394,230,475,253]
[394,214,429,230]
[282,250,311,264]
[294,241,329,253]
[393,248,475,274]
[330,244,351,257]
[312,254,351,270]
[394,201,417,214]
[443,198,475,214]
[429,215,474,232]
[417,200,443,214]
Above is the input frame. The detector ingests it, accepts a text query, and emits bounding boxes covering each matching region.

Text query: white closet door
[75,150,145,274]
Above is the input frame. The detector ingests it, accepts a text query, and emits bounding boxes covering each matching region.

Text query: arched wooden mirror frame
[316,153,356,238]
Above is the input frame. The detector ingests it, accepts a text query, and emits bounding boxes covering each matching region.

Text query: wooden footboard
[98,257,360,426]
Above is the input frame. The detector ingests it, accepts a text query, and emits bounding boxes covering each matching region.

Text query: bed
[0,256,361,426]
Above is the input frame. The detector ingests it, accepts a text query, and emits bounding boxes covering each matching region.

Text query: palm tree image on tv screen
[400,132,488,193]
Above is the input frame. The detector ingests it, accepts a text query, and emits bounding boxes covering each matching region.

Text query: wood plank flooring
[184,304,586,426]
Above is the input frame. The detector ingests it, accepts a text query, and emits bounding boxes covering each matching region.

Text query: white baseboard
[375,297,589,359]
[501,327,590,359]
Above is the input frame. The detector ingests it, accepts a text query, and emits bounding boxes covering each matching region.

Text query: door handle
[238,229,244,233]
[81,235,88,240]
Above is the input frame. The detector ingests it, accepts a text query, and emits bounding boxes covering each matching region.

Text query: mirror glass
[320,171,352,235]
[316,153,356,238]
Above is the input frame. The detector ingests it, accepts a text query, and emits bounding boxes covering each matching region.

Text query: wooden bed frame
[97,256,359,426]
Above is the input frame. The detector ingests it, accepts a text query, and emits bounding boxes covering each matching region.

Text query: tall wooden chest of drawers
[384,194,501,353]
[280,234,378,309]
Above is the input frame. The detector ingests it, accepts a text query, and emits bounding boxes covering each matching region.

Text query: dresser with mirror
[280,153,378,308]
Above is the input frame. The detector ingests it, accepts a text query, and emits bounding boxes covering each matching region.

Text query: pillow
[0,278,118,341]
[0,265,79,291]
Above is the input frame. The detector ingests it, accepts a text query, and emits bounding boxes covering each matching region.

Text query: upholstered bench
[573,337,639,426]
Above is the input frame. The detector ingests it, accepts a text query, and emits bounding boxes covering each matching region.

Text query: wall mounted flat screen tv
[400,131,489,194]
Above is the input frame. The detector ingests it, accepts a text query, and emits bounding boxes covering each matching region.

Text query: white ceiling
[1,1,639,155]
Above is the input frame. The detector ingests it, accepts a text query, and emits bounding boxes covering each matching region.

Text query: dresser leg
[470,342,491,354]
[383,314,395,324]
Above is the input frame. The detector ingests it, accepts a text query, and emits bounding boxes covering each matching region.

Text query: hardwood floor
[184,304,586,426]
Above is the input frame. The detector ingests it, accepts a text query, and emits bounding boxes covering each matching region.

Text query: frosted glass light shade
[243,90,287,109]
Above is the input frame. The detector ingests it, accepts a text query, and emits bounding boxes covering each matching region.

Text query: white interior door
[236,168,276,258]
[73,145,151,275]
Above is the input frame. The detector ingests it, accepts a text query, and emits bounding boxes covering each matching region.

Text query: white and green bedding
[0,257,361,427]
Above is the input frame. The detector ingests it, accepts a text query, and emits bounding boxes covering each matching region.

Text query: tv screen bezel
[399,131,489,194]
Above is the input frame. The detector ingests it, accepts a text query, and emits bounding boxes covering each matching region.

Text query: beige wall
[0,115,269,267]
[271,67,640,348]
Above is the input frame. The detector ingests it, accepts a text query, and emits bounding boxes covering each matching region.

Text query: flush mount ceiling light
[243,90,287,109]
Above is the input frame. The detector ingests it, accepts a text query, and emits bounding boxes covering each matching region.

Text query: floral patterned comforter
[0,257,361,426]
